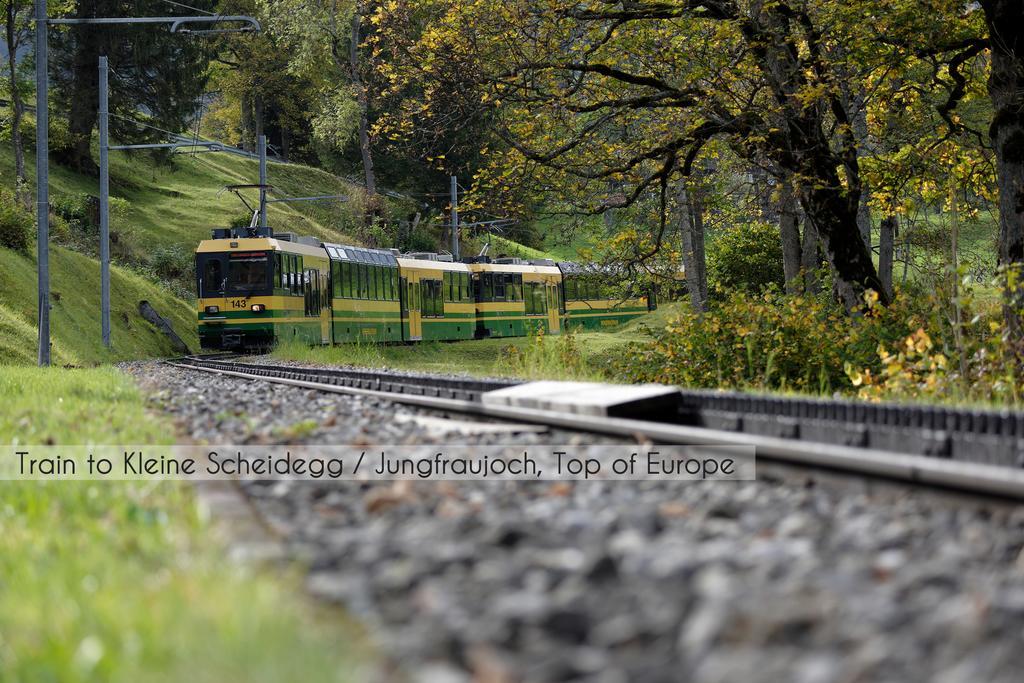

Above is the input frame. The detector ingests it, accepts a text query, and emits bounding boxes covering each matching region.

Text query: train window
[367,265,376,299]
[399,277,408,312]
[374,266,383,300]
[354,264,364,299]
[200,258,224,297]
[513,274,523,301]
[227,254,269,295]
[292,256,301,295]
[346,262,356,298]
[431,279,444,317]
[391,270,399,301]
[493,273,505,300]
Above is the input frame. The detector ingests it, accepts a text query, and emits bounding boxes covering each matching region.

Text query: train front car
[195,230,331,351]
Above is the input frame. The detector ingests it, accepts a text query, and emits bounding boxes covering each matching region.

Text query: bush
[607,288,911,394]
[708,221,785,293]
[150,245,194,282]
[0,191,32,252]
[51,193,97,234]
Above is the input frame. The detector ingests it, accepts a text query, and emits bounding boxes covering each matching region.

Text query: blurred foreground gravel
[126,362,1024,683]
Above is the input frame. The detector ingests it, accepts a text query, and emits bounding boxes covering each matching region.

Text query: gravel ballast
[126,362,1024,683]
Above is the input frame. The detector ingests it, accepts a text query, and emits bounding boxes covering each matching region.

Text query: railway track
[168,355,1024,499]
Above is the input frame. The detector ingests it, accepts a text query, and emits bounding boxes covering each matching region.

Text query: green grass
[0,245,198,365]
[0,366,364,682]
[270,305,682,380]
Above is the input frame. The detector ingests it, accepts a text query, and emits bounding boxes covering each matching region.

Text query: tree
[2,0,35,203]
[206,0,317,161]
[979,0,1024,345]
[262,0,377,197]
[374,0,919,311]
[50,0,215,173]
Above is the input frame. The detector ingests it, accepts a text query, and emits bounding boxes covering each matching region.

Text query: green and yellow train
[196,229,654,351]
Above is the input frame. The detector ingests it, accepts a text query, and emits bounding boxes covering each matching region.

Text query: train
[195,227,655,350]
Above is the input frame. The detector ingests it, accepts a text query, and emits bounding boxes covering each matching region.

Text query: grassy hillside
[0,111,406,365]
[0,245,197,365]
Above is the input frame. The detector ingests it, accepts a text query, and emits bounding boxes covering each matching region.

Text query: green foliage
[52,193,98,234]
[610,288,911,394]
[708,222,785,293]
[147,245,197,299]
[0,190,32,252]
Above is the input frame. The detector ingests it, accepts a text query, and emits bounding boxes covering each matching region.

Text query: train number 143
[229,299,248,309]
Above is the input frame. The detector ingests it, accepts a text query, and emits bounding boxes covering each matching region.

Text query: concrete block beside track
[481,381,681,420]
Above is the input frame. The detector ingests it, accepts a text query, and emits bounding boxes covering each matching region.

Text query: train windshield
[227,253,270,294]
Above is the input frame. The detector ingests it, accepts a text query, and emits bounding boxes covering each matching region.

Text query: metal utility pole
[98,56,111,348]
[33,12,260,366]
[258,134,268,228]
[35,0,49,365]
[450,175,459,260]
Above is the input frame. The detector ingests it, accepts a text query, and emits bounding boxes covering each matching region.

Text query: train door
[408,273,422,340]
[320,269,331,344]
[399,275,409,341]
[547,279,561,333]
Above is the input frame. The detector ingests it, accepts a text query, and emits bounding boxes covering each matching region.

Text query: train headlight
[251,304,265,313]
[205,305,219,314]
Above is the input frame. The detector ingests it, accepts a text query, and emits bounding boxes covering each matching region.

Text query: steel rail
[167,358,1024,500]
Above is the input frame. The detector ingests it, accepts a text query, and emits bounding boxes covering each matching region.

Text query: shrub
[607,288,911,394]
[708,221,785,293]
[150,245,194,281]
[0,190,32,252]
[51,193,97,234]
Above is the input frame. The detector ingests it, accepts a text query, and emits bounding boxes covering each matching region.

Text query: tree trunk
[752,6,885,311]
[60,19,101,174]
[280,126,291,162]
[982,0,1024,347]
[850,90,872,250]
[801,212,820,295]
[349,10,376,197]
[691,190,708,305]
[676,178,707,312]
[5,1,26,203]
[799,179,886,310]
[254,92,264,148]
[878,215,896,299]
[779,178,802,293]
[240,95,254,152]
[751,165,775,222]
